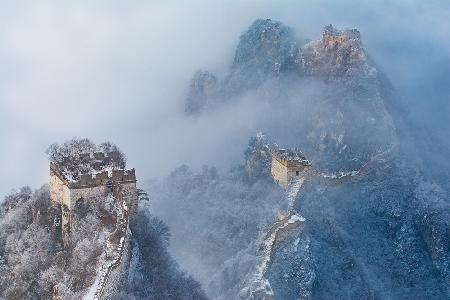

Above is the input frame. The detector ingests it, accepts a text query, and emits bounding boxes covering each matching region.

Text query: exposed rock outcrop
[223,19,298,97]
[150,18,450,300]
[185,70,218,115]
[184,20,398,173]
[298,24,375,83]
[184,20,380,115]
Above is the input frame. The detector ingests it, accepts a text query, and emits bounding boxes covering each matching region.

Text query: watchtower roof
[272,148,311,166]
[50,162,136,189]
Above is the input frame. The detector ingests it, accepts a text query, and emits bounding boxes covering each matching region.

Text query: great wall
[242,146,383,299]
[242,170,306,299]
[92,183,130,300]
[47,145,387,299]
[49,152,137,300]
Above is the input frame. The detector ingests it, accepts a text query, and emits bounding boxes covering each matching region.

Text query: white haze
[0,0,449,198]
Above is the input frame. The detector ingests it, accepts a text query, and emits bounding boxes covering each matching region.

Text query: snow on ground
[83,270,102,300]
[83,191,129,300]
[287,178,304,207]
[318,170,359,179]
[244,178,306,298]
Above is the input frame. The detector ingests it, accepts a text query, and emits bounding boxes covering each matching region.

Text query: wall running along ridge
[48,161,137,299]
[271,155,310,188]
[243,150,369,299]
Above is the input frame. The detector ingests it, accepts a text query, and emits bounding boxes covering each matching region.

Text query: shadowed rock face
[185,70,218,115]
[232,19,297,71]
[148,133,449,299]
[223,19,298,96]
[293,163,450,300]
[184,19,398,173]
[185,19,298,116]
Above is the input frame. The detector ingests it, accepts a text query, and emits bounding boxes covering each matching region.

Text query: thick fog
[0,0,449,199]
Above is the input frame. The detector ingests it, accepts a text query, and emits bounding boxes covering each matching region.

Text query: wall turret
[49,161,137,247]
[271,148,311,188]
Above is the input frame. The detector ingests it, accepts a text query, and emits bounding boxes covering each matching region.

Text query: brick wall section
[271,155,310,188]
[49,163,136,210]
[49,162,137,247]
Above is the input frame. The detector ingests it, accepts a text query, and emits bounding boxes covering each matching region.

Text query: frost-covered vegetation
[294,161,450,300]
[150,18,450,300]
[148,137,289,298]
[148,137,450,299]
[0,185,108,298]
[1,13,449,300]
[0,139,207,299]
[0,185,208,299]
[46,138,126,181]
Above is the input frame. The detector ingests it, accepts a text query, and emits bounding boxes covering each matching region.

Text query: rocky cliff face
[223,19,298,97]
[185,20,377,113]
[185,70,218,115]
[299,24,374,83]
[291,162,450,300]
[153,136,449,300]
[163,19,450,300]
[186,19,397,172]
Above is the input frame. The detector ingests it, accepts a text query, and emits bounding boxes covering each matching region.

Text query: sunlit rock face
[299,24,373,83]
[291,24,397,172]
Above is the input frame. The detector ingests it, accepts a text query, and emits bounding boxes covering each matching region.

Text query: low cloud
[0,0,449,198]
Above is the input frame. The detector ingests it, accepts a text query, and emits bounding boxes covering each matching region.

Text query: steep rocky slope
[185,19,397,173]
[294,162,450,300]
[150,134,449,299]
[0,141,208,300]
[150,19,450,299]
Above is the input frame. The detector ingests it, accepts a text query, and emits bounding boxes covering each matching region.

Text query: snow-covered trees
[46,138,126,181]
[0,186,110,299]
[0,187,52,298]
[122,204,208,299]
[147,162,286,297]
[0,181,208,299]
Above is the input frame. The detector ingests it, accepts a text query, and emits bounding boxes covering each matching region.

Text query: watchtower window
[106,179,113,192]
[296,171,299,176]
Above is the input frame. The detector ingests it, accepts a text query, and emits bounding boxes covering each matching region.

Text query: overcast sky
[1,0,449,199]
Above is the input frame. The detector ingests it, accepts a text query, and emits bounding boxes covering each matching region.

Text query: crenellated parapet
[50,162,136,189]
[50,161,138,248]
[272,152,311,168]
[112,169,136,184]
[271,148,311,188]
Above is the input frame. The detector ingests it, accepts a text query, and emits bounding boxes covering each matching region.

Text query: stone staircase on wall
[242,178,306,299]
[92,183,129,300]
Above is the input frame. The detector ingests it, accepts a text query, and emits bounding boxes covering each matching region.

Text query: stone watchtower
[49,152,137,246]
[271,148,311,188]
